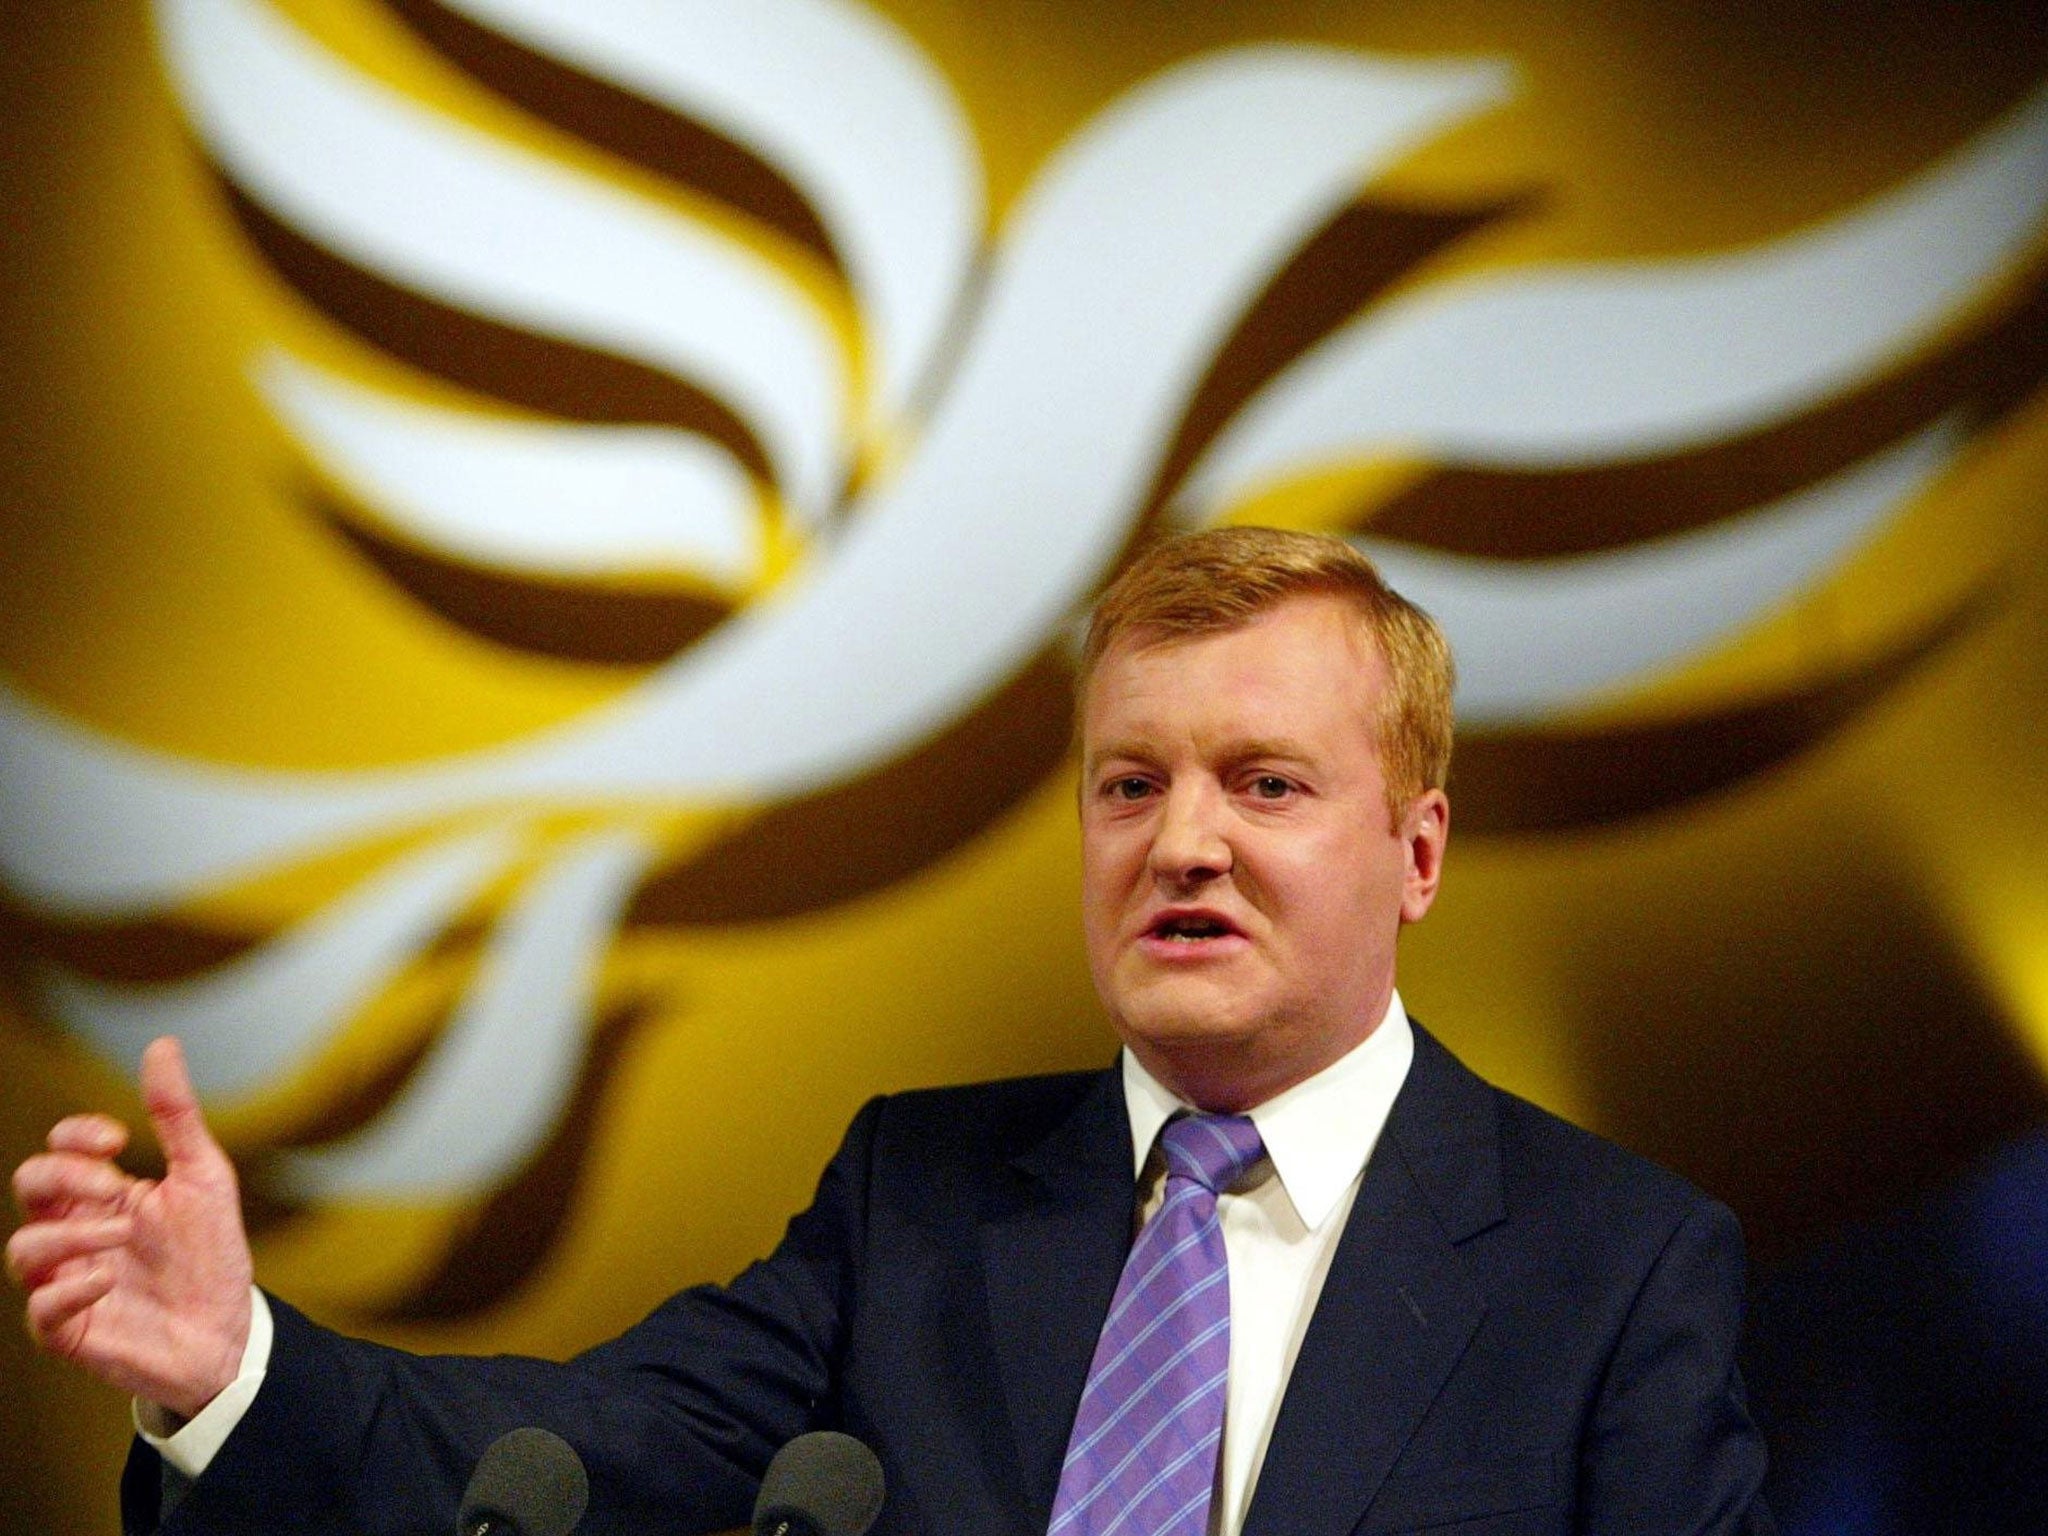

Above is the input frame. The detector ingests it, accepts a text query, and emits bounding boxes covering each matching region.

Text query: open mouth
[1146,912,1242,943]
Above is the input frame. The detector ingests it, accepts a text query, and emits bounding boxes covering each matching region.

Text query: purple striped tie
[1048,1113,1267,1536]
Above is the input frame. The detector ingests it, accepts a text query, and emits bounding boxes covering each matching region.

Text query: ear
[1398,789,1449,924]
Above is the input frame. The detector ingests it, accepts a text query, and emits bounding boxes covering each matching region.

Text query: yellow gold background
[3,1,2045,1528]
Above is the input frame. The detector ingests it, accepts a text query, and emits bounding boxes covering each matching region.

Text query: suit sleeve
[122,1097,886,1536]
[1577,1198,1775,1535]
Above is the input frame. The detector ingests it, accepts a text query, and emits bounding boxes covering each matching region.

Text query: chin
[1112,995,1266,1057]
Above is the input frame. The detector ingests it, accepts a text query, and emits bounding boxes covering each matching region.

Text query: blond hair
[1080,527,1454,816]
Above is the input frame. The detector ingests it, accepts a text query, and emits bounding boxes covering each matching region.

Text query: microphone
[751,1431,886,1536]
[458,1427,590,1536]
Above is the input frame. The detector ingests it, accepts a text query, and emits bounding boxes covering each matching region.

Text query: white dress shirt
[143,995,1414,1528]
[1119,993,1414,1536]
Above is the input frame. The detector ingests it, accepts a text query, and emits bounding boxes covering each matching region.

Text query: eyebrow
[1083,737,1318,774]
[1222,737,1317,766]
[1082,741,1149,777]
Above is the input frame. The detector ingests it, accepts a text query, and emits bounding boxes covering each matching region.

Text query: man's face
[1079,594,1447,1111]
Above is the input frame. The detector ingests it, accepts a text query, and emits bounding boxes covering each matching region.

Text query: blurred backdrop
[3,0,2045,1529]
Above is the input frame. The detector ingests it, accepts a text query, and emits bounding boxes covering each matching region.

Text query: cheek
[1078,884,1126,990]
[1080,823,1144,887]
[1078,841,1125,931]
[1265,835,1399,921]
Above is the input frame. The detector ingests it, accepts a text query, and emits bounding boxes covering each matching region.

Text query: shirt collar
[1119,991,1414,1231]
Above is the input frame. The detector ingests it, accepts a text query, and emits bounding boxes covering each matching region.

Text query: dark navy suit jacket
[125,1024,1772,1533]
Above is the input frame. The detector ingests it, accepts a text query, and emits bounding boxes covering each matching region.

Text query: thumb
[140,1036,228,1175]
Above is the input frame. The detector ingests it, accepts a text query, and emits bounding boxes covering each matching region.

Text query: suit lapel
[979,1067,1136,1523]
[1242,1025,1505,1536]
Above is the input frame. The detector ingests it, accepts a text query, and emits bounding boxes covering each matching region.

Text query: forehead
[1081,595,1384,748]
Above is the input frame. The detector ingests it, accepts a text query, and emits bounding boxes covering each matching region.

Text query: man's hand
[8,1036,254,1421]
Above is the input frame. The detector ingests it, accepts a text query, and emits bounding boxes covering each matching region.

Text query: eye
[1248,774,1293,800]
[1103,775,1154,802]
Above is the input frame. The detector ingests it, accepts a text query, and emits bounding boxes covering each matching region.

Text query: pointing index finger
[139,1037,226,1175]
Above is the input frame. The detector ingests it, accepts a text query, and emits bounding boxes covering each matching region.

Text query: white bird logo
[2,0,2043,1223]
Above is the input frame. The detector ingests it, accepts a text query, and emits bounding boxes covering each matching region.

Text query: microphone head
[751,1431,886,1536]
[458,1427,590,1536]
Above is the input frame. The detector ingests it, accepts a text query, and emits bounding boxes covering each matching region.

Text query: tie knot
[1159,1113,1265,1194]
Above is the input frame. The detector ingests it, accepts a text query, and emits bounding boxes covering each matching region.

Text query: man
[9,527,1771,1532]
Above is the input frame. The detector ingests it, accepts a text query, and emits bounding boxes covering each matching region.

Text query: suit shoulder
[1455,1079,1746,1300]
[1491,1083,1714,1221]
[861,1067,1115,1167]
[1410,1027,1726,1256]
[878,1067,1110,1120]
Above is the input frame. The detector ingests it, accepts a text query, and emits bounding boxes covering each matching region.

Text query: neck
[1127,1003,1393,1114]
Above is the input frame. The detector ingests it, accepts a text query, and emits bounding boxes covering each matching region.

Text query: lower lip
[1135,932,1250,961]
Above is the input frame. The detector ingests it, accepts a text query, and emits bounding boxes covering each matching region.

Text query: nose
[1148,780,1231,887]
